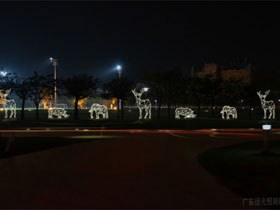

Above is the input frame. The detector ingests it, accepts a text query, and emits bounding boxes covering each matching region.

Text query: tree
[0,72,16,90]
[241,84,257,120]
[200,75,221,117]
[163,70,185,119]
[63,74,98,119]
[144,69,185,119]
[13,76,32,120]
[220,79,244,105]
[29,71,51,120]
[103,77,134,120]
[40,88,53,109]
[143,71,165,119]
[188,77,205,117]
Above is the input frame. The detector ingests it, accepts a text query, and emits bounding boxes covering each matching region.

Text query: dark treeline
[0,68,279,120]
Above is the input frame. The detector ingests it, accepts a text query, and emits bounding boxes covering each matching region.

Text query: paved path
[0,131,261,209]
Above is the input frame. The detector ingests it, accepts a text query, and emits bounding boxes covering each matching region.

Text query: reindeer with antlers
[0,89,16,119]
[132,88,152,119]
[257,90,275,119]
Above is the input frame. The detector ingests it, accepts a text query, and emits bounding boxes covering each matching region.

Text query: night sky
[1,1,280,81]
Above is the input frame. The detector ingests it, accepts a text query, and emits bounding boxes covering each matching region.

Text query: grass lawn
[197,139,280,198]
[1,108,280,130]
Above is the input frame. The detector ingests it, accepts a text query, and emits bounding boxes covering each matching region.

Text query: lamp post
[115,65,122,114]
[262,124,272,154]
[0,67,8,77]
[50,57,58,105]
[143,87,149,92]
[116,65,122,79]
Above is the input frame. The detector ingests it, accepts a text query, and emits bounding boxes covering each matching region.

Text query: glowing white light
[251,108,254,111]
[220,106,237,119]
[143,87,149,92]
[89,103,109,119]
[50,57,53,62]
[116,65,122,71]
[278,99,280,102]
[257,90,275,119]
[132,88,152,119]
[154,99,158,103]
[0,71,8,77]
[175,107,196,119]
[48,107,69,119]
[262,124,272,131]
[0,89,16,119]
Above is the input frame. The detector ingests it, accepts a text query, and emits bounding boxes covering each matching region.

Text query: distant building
[194,62,252,84]
[195,63,218,79]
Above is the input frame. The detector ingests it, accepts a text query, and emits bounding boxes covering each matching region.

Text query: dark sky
[1,1,280,81]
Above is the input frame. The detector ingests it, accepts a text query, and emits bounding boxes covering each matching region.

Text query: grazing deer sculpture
[257,90,275,119]
[175,107,196,119]
[0,89,16,119]
[132,88,151,119]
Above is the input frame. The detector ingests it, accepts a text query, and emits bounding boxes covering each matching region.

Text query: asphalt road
[0,129,268,209]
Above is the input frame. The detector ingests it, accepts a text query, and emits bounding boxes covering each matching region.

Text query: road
[0,129,268,209]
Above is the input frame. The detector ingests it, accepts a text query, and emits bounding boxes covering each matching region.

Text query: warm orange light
[77,98,87,109]
[41,99,48,109]
[110,98,117,110]
[40,89,53,109]
[112,98,117,104]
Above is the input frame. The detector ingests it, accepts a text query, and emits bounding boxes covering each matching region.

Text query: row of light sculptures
[0,89,276,120]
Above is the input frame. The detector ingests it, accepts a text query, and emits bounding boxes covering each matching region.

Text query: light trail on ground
[0,129,263,136]
[197,128,280,132]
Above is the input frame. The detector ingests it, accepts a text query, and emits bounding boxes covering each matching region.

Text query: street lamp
[0,71,8,77]
[262,124,272,154]
[115,65,122,78]
[0,67,7,77]
[143,87,149,92]
[115,65,122,113]
[50,57,58,105]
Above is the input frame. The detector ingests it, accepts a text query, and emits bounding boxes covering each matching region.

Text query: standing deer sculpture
[257,90,275,119]
[0,89,16,119]
[132,88,151,119]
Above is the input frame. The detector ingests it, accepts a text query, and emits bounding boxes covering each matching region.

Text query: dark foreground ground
[198,140,280,198]
[0,129,278,209]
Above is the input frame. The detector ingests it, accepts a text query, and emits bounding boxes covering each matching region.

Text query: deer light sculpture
[0,89,16,119]
[257,90,275,119]
[132,88,151,119]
